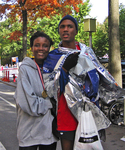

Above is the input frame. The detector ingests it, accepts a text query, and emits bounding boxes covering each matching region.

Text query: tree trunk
[20,9,27,61]
[108,0,122,87]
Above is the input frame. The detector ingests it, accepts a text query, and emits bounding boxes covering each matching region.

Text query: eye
[34,44,40,47]
[68,25,73,28]
[43,44,49,48]
[60,25,65,29]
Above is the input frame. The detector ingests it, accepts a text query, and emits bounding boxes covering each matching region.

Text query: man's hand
[62,52,80,72]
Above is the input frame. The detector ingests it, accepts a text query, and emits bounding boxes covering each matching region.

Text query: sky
[88,0,125,23]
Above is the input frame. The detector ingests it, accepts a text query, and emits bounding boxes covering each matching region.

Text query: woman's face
[32,37,50,64]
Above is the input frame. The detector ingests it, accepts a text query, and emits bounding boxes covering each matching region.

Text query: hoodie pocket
[30,111,53,139]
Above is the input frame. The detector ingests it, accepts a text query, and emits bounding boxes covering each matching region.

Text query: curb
[0,79,17,88]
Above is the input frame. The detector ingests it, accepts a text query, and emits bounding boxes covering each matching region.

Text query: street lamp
[84,18,96,48]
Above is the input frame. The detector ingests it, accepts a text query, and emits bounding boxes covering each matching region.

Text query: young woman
[14,31,57,150]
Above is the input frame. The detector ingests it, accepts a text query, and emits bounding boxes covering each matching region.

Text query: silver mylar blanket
[44,43,125,131]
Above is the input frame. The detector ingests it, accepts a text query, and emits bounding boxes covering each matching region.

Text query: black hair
[58,15,78,33]
[30,31,54,47]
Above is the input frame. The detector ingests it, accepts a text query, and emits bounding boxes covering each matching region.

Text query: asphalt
[102,124,125,150]
[0,79,125,150]
[0,79,17,88]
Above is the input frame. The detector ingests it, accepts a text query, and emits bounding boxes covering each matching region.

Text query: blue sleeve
[84,69,99,103]
[59,68,69,94]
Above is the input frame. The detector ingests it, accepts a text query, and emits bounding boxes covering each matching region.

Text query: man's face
[59,19,77,43]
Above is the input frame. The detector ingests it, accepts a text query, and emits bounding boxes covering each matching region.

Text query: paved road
[102,124,125,150]
[0,82,18,150]
[0,80,125,150]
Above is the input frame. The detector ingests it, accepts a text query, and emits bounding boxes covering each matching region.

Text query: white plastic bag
[74,110,104,150]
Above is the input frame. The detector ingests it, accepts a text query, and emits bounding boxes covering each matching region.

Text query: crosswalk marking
[0,142,6,150]
[0,96,16,108]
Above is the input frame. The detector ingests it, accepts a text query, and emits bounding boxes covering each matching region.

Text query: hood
[20,57,37,70]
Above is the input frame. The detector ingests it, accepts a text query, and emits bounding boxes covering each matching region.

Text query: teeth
[38,52,43,55]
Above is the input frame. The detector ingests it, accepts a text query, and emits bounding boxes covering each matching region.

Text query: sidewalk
[102,124,125,150]
[1,79,125,150]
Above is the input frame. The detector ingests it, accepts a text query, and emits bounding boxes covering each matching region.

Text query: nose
[64,26,68,31]
[39,46,44,50]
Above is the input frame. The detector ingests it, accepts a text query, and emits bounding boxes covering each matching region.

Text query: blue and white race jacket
[43,42,125,131]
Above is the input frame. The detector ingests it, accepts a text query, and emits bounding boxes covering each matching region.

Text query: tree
[0,0,83,61]
[0,17,23,64]
[27,0,91,49]
[119,3,125,59]
[108,0,122,87]
[0,1,89,63]
[92,20,109,57]
[92,3,125,60]
[73,0,91,46]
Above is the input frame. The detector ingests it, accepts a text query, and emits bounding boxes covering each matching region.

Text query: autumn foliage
[0,0,83,59]
[0,0,83,21]
[8,31,23,41]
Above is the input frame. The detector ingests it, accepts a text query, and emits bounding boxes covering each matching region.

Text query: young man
[43,15,105,150]
[55,15,82,150]
[44,14,124,150]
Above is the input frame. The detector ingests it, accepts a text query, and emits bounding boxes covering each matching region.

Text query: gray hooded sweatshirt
[14,57,57,147]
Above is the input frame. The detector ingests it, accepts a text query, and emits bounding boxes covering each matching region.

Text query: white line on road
[0,142,6,150]
[0,91,15,95]
[0,96,16,108]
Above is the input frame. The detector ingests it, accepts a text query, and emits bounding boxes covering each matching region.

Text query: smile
[38,52,44,55]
